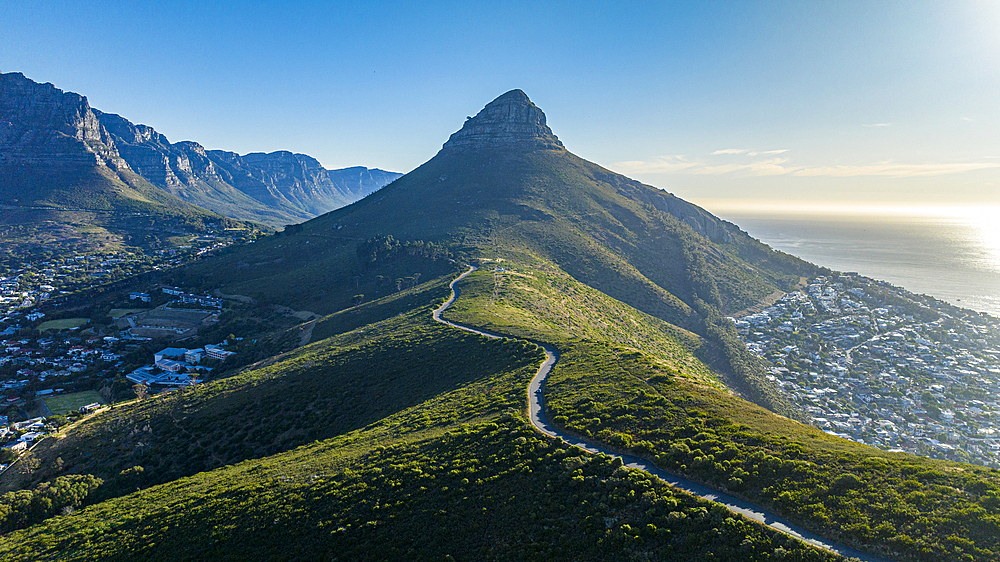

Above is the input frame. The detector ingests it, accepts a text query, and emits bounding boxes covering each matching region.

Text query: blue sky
[3,1,998,208]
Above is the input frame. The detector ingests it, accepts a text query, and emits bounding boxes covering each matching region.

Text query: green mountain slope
[0,279,842,561]
[186,89,815,415]
[3,302,534,491]
[0,421,842,561]
[7,259,1000,561]
[542,338,1000,561]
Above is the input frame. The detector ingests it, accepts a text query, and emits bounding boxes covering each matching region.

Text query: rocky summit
[441,89,565,151]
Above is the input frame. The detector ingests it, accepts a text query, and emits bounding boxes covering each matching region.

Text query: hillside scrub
[0,418,845,561]
[440,254,724,388]
[0,474,102,535]
[545,340,1000,562]
[2,311,541,499]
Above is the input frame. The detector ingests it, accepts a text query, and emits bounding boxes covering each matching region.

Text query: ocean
[707,206,1000,318]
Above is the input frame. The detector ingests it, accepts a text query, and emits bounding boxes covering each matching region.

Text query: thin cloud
[793,162,1000,178]
[612,155,701,174]
[961,117,975,122]
[613,156,1000,179]
[613,156,792,177]
[862,123,892,128]
[711,148,787,156]
[689,158,792,176]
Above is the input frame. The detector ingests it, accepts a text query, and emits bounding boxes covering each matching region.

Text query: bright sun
[955,207,1000,271]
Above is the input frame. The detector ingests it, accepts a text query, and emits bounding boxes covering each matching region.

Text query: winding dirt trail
[433,265,891,562]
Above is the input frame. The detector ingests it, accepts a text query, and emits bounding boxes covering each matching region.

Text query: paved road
[433,265,891,562]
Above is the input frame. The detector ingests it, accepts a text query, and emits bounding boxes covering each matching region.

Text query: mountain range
[0,89,996,562]
[0,71,401,240]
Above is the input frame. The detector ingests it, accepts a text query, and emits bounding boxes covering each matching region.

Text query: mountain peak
[441,89,564,151]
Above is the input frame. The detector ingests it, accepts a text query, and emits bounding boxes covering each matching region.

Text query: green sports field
[37,318,89,332]
[42,391,104,415]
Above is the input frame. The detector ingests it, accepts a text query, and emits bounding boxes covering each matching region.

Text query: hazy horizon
[701,201,1000,317]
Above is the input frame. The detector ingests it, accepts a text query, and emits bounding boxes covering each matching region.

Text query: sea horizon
[697,201,1000,318]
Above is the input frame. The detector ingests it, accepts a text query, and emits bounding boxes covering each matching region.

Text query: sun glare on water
[875,204,1000,275]
[697,199,1000,276]
[949,206,1000,272]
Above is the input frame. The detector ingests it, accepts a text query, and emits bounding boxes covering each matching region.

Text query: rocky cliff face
[210,150,400,219]
[94,110,401,225]
[0,71,400,227]
[96,110,228,190]
[0,72,236,253]
[0,72,130,173]
[442,89,565,151]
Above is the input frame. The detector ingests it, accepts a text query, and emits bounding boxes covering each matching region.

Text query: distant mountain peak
[442,89,565,152]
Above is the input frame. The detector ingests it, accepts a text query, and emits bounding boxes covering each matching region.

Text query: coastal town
[734,273,1000,467]
[0,247,242,466]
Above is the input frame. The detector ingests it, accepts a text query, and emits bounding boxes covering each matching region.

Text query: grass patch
[441,250,723,389]
[38,318,89,331]
[109,309,145,319]
[42,391,104,416]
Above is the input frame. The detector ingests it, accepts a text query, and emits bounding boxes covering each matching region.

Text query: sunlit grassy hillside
[0,281,843,562]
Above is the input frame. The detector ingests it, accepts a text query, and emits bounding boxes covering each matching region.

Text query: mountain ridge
[94,108,401,225]
[0,71,401,233]
[186,89,817,415]
[0,71,245,253]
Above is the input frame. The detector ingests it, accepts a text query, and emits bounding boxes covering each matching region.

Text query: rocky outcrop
[94,109,401,225]
[442,89,565,151]
[0,72,130,173]
[202,150,401,221]
[96,111,227,190]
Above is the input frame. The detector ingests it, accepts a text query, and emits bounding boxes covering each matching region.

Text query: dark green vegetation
[0,475,103,535]
[5,312,540,494]
[546,340,1000,561]
[0,419,841,562]
[0,281,839,561]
